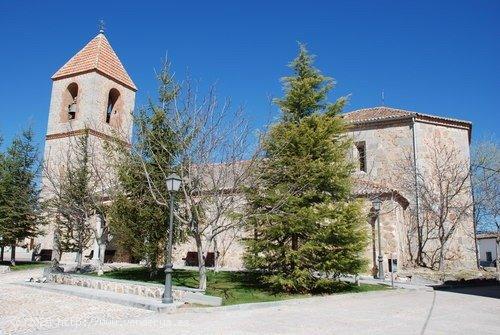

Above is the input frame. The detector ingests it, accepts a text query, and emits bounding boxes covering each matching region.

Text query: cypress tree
[244,44,367,293]
[0,128,43,265]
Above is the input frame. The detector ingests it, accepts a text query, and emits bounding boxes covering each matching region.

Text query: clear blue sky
[0,0,498,150]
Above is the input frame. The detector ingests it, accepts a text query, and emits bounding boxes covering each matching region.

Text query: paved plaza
[0,269,152,334]
[1,269,499,335]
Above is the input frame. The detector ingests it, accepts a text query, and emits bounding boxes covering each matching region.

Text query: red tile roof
[343,107,413,123]
[343,106,471,128]
[477,232,500,240]
[52,33,137,91]
[353,178,409,208]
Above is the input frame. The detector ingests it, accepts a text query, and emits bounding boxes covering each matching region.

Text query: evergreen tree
[244,44,367,293]
[0,134,5,261]
[108,61,185,276]
[0,128,43,265]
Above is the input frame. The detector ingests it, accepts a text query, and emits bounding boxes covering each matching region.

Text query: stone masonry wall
[349,119,476,270]
[39,71,136,253]
[415,122,476,269]
[48,273,223,306]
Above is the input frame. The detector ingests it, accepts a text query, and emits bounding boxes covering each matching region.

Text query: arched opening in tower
[67,83,78,120]
[106,88,120,124]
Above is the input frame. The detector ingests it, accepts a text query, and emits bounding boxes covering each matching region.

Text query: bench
[183,251,215,267]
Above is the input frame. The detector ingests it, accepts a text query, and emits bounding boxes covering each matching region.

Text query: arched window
[106,88,120,124]
[355,141,367,172]
[67,83,78,120]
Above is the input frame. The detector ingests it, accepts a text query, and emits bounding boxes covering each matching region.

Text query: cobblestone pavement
[0,269,152,334]
[2,269,499,335]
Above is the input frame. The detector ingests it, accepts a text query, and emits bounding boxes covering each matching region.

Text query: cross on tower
[99,19,105,34]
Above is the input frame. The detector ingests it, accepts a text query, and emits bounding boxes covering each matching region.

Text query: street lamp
[0,236,3,262]
[163,173,182,304]
[372,197,384,280]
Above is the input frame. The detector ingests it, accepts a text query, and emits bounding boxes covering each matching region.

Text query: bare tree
[397,138,473,270]
[43,128,120,273]
[471,139,499,278]
[135,61,258,289]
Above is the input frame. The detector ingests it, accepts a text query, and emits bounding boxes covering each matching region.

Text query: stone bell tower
[38,29,136,258]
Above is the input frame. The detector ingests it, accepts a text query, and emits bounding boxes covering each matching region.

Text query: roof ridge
[95,33,103,69]
[343,106,471,127]
[346,106,415,114]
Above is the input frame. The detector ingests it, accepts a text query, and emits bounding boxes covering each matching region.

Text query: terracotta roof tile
[477,232,500,239]
[343,107,415,123]
[353,178,409,207]
[52,33,136,91]
[343,106,471,127]
[353,178,396,196]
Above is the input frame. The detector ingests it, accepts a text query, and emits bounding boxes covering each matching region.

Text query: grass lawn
[0,260,50,271]
[92,267,387,305]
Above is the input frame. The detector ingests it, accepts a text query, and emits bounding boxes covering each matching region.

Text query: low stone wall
[49,273,222,306]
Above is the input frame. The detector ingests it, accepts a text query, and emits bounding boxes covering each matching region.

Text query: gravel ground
[0,269,152,335]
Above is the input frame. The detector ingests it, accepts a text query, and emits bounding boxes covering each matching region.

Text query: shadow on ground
[434,279,500,299]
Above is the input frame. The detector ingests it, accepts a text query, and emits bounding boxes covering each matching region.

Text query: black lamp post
[163,173,182,304]
[372,197,384,280]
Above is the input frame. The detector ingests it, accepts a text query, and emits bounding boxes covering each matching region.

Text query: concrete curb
[175,289,402,314]
[362,280,434,292]
[17,282,183,313]
[343,276,434,292]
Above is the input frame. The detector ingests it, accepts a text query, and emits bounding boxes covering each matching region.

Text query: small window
[67,83,78,120]
[106,88,120,124]
[486,252,492,262]
[356,141,367,172]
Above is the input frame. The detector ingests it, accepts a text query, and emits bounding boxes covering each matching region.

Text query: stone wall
[349,118,476,270]
[347,122,413,187]
[172,194,249,270]
[172,227,247,270]
[46,72,135,139]
[39,70,136,253]
[49,273,222,306]
[360,195,410,274]
[414,122,476,269]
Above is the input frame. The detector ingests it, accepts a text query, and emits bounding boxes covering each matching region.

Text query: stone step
[18,281,183,312]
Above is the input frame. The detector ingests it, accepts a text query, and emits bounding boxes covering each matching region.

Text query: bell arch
[105,88,120,124]
[62,82,79,121]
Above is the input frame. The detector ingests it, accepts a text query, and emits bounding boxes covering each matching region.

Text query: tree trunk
[291,235,298,251]
[496,236,499,282]
[194,232,207,291]
[75,249,83,272]
[0,245,4,262]
[438,245,445,272]
[10,245,16,266]
[97,241,106,276]
[416,221,423,266]
[438,248,444,272]
[52,227,61,266]
[213,237,220,273]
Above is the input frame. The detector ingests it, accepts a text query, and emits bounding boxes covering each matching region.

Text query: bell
[68,103,77,119]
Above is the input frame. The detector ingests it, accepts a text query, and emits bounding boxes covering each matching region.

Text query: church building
[36,31,477,274]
